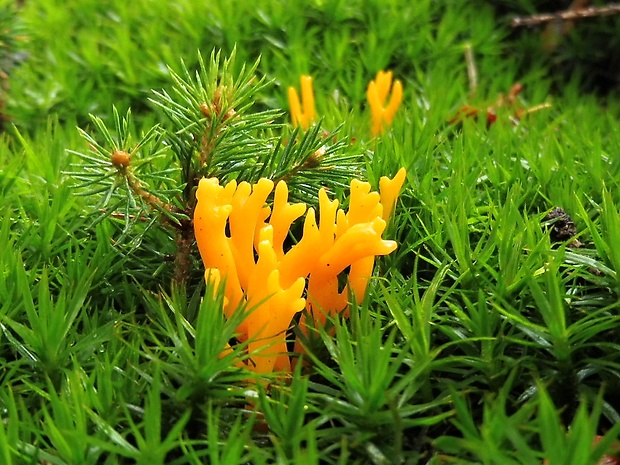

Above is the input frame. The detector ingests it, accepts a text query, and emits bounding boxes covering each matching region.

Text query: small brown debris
[594,435,620,465]
[449,82,550,127]
[544,207,582,247]
[543,435,620,464]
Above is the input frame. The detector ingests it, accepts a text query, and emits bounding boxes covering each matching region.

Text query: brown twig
[173,218,194,285]
[275,145,326,185]
[464,44,478,99]
[98,209,150,222]
[512,3,620,28]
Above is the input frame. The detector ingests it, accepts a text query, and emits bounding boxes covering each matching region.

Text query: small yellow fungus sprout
[367,70,403,136]
[379,167,407,221]
[288,75,316,130]
[193,168,406,375]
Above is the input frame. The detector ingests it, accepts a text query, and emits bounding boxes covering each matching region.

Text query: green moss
[1,0,620,463]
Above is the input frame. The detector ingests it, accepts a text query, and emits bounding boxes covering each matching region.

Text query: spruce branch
[263,124,364,202]
[69,48,367,287]
[67,107,181,230]
[149,48,282,204]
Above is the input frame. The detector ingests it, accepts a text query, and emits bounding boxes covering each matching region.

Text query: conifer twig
[512,3,620,28]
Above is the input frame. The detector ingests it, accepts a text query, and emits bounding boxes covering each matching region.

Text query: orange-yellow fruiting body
[270,181,307,260]
[379,167,407,221]
[193,171,406,375]
[367,70,403,136]
[288,75,316,130]
[194,178,244,317]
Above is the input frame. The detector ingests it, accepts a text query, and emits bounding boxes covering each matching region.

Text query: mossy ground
[2,1,620,464]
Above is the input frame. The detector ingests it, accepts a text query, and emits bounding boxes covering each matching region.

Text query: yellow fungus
[379,167,407,221]
[193,170,406,375]
[367,70,403,136]
[288,75,316,130]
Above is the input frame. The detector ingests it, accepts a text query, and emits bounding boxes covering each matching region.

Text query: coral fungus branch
[288,75,316,130]
[367,70,403,136]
